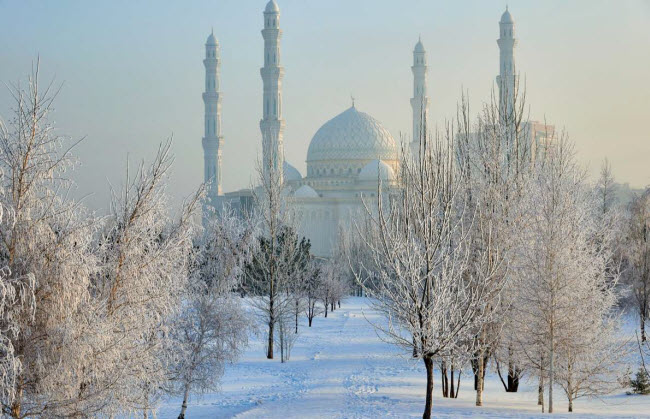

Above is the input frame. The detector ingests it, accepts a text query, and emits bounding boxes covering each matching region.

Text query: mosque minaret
[204,4,549,256]
[410,37,429,151]
[260,0,285,184]
[202,30,223,204]
[496,6,518,117]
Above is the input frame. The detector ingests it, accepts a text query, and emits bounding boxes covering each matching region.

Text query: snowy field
[159,297,650,418]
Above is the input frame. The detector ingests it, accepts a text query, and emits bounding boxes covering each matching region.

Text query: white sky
[1,0,649,211]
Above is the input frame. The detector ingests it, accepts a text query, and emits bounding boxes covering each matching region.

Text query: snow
[158,297,650,418]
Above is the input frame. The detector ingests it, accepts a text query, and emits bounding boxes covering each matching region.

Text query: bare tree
[303,260,323,327]
[624,189,650,342]
[455,79,535,404]
[88,140,199,417]
[596,159,617,216]
[354,127,505,419]
[169,208,254,418]
[512,138,623,413]
[245,150,311,359]
[245,144,288,360]
[0,64,97,418]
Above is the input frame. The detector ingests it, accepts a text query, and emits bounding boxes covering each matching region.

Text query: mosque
[201,2,543,257]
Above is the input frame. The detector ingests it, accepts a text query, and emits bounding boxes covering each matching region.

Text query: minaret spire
[202,30,223,211]
[497,7,517,118]
[410,37,429,153]
[260,0,285,184]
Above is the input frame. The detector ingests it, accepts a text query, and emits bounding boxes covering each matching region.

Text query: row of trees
[0,66,356,418]
[347,85,627,418]
[242,139,349,363]
[0,67,260,418]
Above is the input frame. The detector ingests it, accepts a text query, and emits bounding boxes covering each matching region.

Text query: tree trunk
[538,354,544,410]
[476,352,484,406]
[454,369,461,398]
[324,298,328,318]
[267,319,274,359]
[295,299,299,334]
[642,311,647,342]
[338,300,341,308]
[450,365,455,398]
[441,361,448,397]
[507,358,520,392]
[178,383,190,419]
[568,397,573,413]
[331,301,334,312]
[538,371,544,409]
[548,345,554,413]
[423,356,434,419]
[308,316,313,327]
[11,378,22,418]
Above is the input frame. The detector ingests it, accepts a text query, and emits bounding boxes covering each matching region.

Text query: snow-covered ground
[158,297,649,418]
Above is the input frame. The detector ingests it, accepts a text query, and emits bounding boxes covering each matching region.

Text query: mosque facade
[202,2,545,257]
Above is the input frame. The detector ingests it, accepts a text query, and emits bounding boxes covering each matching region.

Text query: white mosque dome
[500,8,514,23]
[306,106,398,165]
[283,161,302,181]
[265,0,280,13]
[358,159,396,182]
[294,185,319,198]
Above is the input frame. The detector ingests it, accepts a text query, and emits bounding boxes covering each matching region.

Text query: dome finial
[265,0,280,13]
[351,94,355,108]
[500,6,514,23]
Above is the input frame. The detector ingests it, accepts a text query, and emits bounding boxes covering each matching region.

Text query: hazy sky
[1,0,649,211]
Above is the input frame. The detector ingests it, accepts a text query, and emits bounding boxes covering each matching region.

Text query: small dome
[206,32,217,45]
[358,159,395,182]
[265,0,280,13]
[500,8,514,24]
[283,161,302,182]
[294,185,319,198]
[414,38,425,53]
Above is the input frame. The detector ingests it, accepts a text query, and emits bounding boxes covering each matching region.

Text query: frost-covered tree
[303,260,323,327]
[624,189,650,342]
[0,65,97,418]
[88,140,199,416]
[318,262,338,318]
[245,152,311,359]
[286,236,310,334]
[454,84,535,403]
[355,129,505,419]
[168,209,254,418]
[512,139,622,413]
[596,159,617,216]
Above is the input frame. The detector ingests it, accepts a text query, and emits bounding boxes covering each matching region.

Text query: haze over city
[1,0,648,211]
[1,2,650,418]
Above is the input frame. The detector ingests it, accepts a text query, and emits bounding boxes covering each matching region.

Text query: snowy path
[158,298,649,418]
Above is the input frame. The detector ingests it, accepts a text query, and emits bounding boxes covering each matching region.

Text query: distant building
[202,2,553,256]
